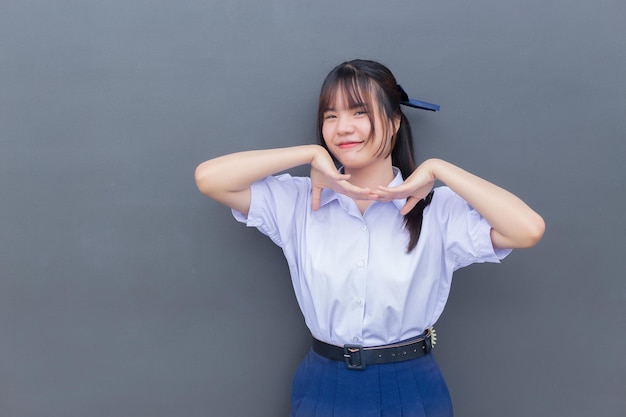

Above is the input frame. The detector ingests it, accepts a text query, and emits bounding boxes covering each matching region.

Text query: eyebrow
[323,103,368,112]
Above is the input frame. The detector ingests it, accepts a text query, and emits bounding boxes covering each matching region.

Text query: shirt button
[357,260,364,267]
[353,336,360,343]
[354,298,362,306]
[361,225,367,231]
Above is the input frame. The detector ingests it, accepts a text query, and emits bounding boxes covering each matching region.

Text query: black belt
[312,329,435,370]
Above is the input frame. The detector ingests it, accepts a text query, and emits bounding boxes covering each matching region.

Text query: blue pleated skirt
[290,348,453,417]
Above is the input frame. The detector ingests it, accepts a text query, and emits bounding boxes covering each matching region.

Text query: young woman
[195,59,545,417]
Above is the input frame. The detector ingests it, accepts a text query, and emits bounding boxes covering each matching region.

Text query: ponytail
[392,113,434,252]
[318,59,437,252]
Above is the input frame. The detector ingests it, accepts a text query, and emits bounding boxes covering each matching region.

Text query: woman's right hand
[309,147,377,211]
[195,144,377,214]
[196,145,332,215]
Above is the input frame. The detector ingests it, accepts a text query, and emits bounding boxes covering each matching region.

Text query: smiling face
[321,85,399,173]
[317,62,402,174]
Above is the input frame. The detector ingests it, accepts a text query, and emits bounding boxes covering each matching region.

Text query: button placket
[350,219,368,345]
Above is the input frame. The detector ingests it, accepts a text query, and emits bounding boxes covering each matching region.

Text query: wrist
[307,144,329,162]
[422,158,446,180]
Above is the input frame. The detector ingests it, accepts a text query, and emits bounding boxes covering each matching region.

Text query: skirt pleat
[314,357,338,417]
[291,350,326,417]
[394,359,427,417]
[334,356,381,417]
[290,349,453,417]
[409,354,454,417]
[378,358,403,417]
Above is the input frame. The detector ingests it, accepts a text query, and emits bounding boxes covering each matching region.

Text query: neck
[344,157,395,189]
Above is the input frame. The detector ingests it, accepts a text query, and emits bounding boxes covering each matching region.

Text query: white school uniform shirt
[233,167,511,347]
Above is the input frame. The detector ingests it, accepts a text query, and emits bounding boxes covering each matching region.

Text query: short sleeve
[231,174,310,248]
[429,187,512,271]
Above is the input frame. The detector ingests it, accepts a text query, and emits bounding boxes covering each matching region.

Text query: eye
[354,106,368,116]
[323,112,337,120]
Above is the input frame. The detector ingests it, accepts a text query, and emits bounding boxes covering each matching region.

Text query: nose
[336,115,354,135]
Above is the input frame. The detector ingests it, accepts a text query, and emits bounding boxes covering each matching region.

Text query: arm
[426,159,545,249]
[195,145,374,215]
[377,158,545,249]
[195,145,324,215]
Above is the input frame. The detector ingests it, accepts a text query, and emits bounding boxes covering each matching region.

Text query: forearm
[195,145,323,210]
[426,158,545,248]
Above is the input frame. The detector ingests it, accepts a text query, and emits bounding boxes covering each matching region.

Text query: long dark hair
[317,59,433,252]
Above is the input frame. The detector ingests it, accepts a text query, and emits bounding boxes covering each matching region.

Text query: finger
[368,190,393,202]
[399,196,420,215]
[319,167,350,181]
[339,182,377,200]
[334,172,351,181]
[376,185,410,199]
[378,183,412,192]
[373,187,408,202]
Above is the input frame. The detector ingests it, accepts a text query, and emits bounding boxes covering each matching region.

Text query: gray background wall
[1,0,624,416]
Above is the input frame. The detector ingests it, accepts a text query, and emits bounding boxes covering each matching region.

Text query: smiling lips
[337,141,363,149]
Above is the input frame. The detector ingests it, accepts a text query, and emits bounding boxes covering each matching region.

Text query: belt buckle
[428,326,437,349]
[343,344,366,370]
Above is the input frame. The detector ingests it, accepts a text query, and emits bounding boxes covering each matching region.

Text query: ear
[393,113,401,135]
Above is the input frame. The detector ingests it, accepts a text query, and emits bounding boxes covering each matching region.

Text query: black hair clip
[397,84,440,112]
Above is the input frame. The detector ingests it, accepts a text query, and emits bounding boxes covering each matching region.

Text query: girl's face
[321,87,399,172]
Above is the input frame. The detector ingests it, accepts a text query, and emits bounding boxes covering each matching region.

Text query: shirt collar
[318,167,407,210]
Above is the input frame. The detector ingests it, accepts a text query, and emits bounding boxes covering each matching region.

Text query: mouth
[337,141,363,149]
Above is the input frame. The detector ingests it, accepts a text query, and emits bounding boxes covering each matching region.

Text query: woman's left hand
[381,158,545,249]
[375,162,436,215]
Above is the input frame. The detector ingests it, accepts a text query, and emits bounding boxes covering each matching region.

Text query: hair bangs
[318,66,394,157]
[316,59,429,252]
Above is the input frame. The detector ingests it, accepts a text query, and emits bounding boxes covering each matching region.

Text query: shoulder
[249,174,312,209]
[426,186,479,224]
[429,186,465,210]
[254,173,311,194]
[238,174,312,241]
